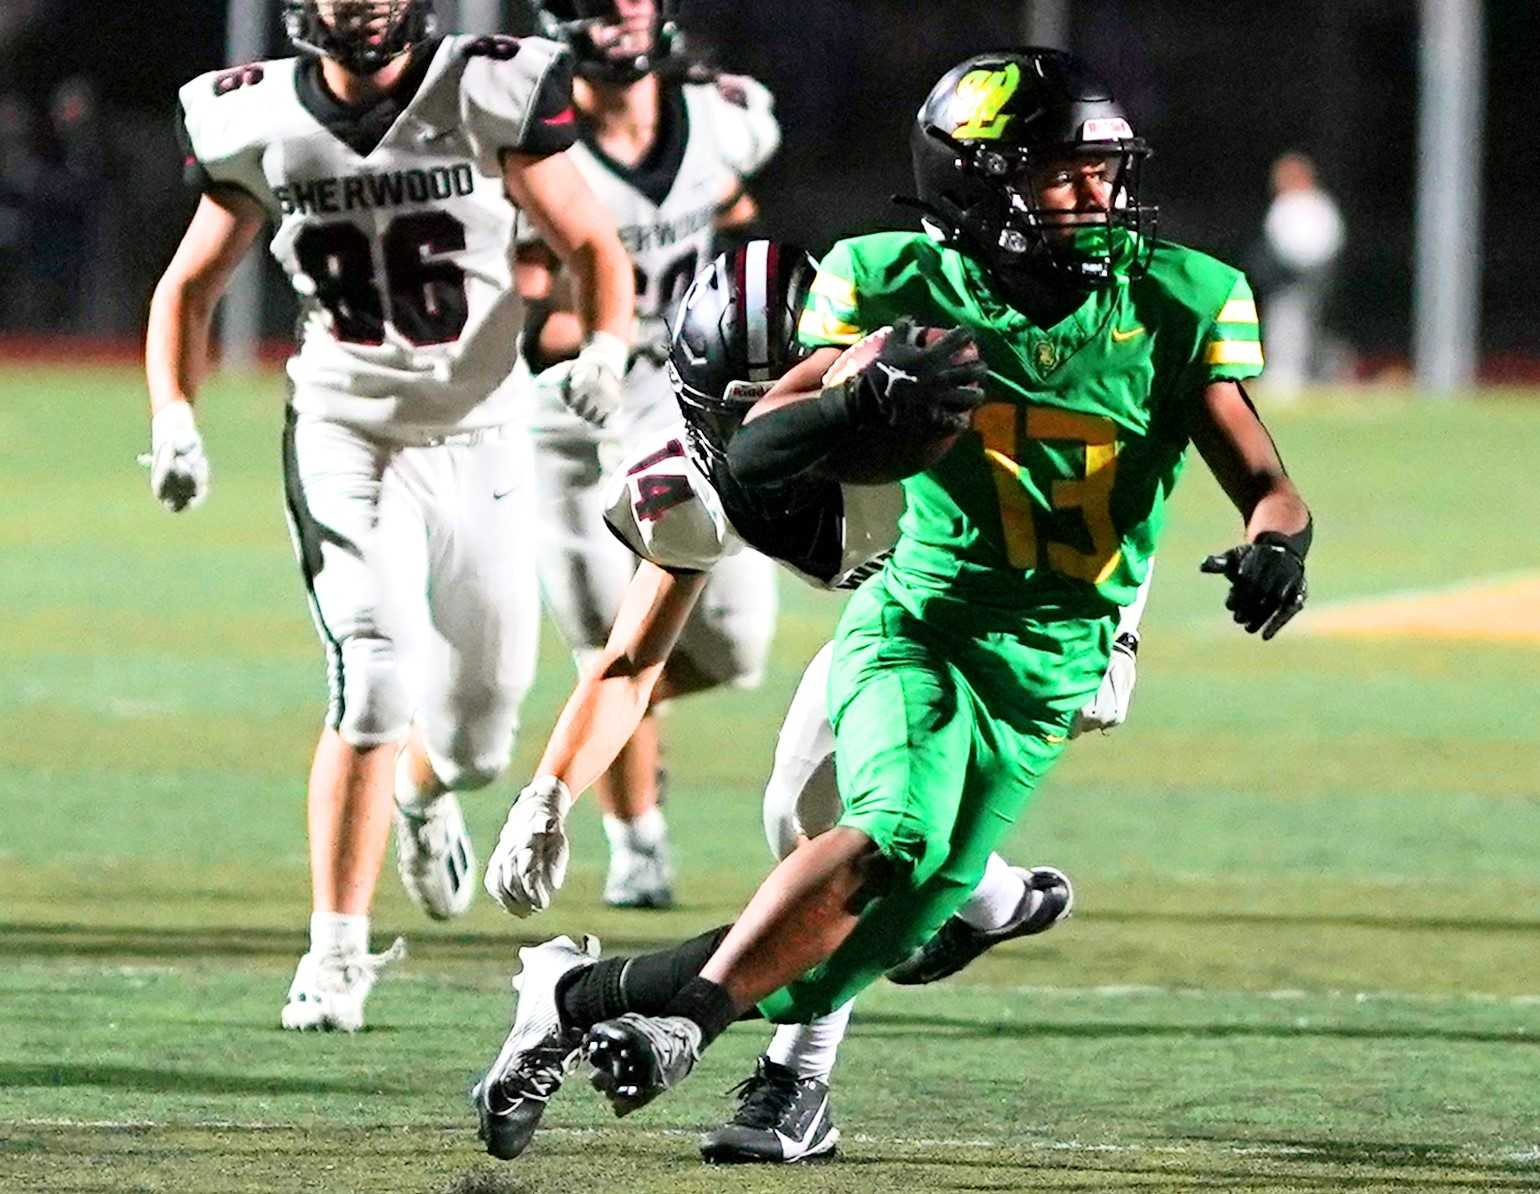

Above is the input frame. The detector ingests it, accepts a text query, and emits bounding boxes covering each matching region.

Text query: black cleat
[585,1013,701,1117]
[700,1056,840,1164]
[886,865,1074,985]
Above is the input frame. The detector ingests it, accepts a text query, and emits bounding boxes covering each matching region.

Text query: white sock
[603,807,667,853]
[957,854,1037,931]
[309,911,369,956]
[766,1001,853,1082]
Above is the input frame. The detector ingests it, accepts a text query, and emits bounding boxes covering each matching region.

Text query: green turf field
[2,366,1537,1193]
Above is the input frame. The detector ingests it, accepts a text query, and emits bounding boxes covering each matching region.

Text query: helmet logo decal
[1080,116,1134,142]
[951,63,1022,141]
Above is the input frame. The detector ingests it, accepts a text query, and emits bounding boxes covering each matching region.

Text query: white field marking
[913,983,1540,1008]
[14,1120,1538,1165]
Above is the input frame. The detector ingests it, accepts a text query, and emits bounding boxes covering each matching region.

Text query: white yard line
[12,1119,1537,1165]
[898,982,1540,1008]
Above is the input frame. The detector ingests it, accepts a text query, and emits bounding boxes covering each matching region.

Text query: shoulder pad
[177,58,297,201]
[687,74,779,178]
[602,435,738,572]
[456,34,576,174]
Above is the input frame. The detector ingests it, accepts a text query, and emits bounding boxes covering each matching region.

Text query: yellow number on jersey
[975,401,1123,584]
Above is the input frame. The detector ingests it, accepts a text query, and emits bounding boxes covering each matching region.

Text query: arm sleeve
[702,74,781,178]
[175,100,214,192]
[727,389,856,487]
[461,37,578,174]
[1116,560,1153,636]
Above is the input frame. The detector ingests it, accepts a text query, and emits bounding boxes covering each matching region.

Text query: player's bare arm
[145,189,267,416]
[533,560,708,796]
[484,560,707,916]
[505,149,634,425]
[142,189,267,512]
[1188,379,1313,638]
[503,149,634,344]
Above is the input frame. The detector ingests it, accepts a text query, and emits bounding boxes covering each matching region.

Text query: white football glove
[561,330,628,428]
[1070,631,1139,738]
[630,314,673,368]
[142,401,210,513]
[484,775,574,917]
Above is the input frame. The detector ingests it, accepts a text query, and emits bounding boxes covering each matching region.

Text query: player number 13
[973,401,1122,584]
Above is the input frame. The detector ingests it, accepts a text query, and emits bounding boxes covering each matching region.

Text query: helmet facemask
[670,367,774,476]
[534,0,679,86]
[925,124,1156,291]
[285,0,436,76]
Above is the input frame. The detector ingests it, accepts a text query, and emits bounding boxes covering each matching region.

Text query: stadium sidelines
[1301,570,1540,642]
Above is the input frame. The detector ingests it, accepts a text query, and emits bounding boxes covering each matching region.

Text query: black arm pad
[519,298,562,373]
[726,387,856,488]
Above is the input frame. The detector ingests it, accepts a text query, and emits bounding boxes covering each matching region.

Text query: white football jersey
[178,35,576,435]
[571,75,779,323]
[522,74,780,440]
[604,426,905,591]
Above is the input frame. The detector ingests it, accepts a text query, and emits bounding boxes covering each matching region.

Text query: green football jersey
[799,230,1263,626]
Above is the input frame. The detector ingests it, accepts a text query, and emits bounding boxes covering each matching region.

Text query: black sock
[556,923,732,1030]
[556,956,627,1031]
[663,976,738,1048]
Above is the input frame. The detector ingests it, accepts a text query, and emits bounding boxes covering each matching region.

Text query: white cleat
[279,938,406,1033]
[603,841,675,910]
[394,793,476,921]
[474,934,601,1160]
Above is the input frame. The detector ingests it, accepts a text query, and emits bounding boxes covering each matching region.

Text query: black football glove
[844,318,988,433]
[1200,531,1308,640]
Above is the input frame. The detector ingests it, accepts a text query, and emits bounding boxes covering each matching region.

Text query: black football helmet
[668,241,818,475]
[284,0,436,75]
[532,0,680,86]
[911,48,1156,293]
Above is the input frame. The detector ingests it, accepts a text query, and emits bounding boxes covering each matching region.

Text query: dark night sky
[1,1,1533,359]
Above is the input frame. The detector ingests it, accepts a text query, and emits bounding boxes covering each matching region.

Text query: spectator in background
[1253,152,1344,400]
[47,76,112,333]
[0,93,43,333]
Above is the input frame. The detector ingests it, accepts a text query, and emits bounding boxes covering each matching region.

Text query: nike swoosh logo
[1111,325,1147,342]
[542,107,576,127]
[493,487,517,501]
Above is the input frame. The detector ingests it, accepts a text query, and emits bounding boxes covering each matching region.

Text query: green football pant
[757,580,1084,1023]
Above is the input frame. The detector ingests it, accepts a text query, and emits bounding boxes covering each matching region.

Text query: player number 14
[973,401,1122,585]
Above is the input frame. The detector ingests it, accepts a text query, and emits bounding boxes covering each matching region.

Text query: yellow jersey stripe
[798,310,863,345]
[809,271,859,308]
[1217,298,1258,324]
[1206,339,1264,366]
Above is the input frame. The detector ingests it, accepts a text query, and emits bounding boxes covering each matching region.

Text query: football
[819,325,977,485]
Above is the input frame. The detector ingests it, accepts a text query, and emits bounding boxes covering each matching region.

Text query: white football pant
[527,365,777,689]
[281,408,539,791]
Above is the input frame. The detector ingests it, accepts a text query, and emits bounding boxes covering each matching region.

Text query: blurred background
[0,0,1531,391]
